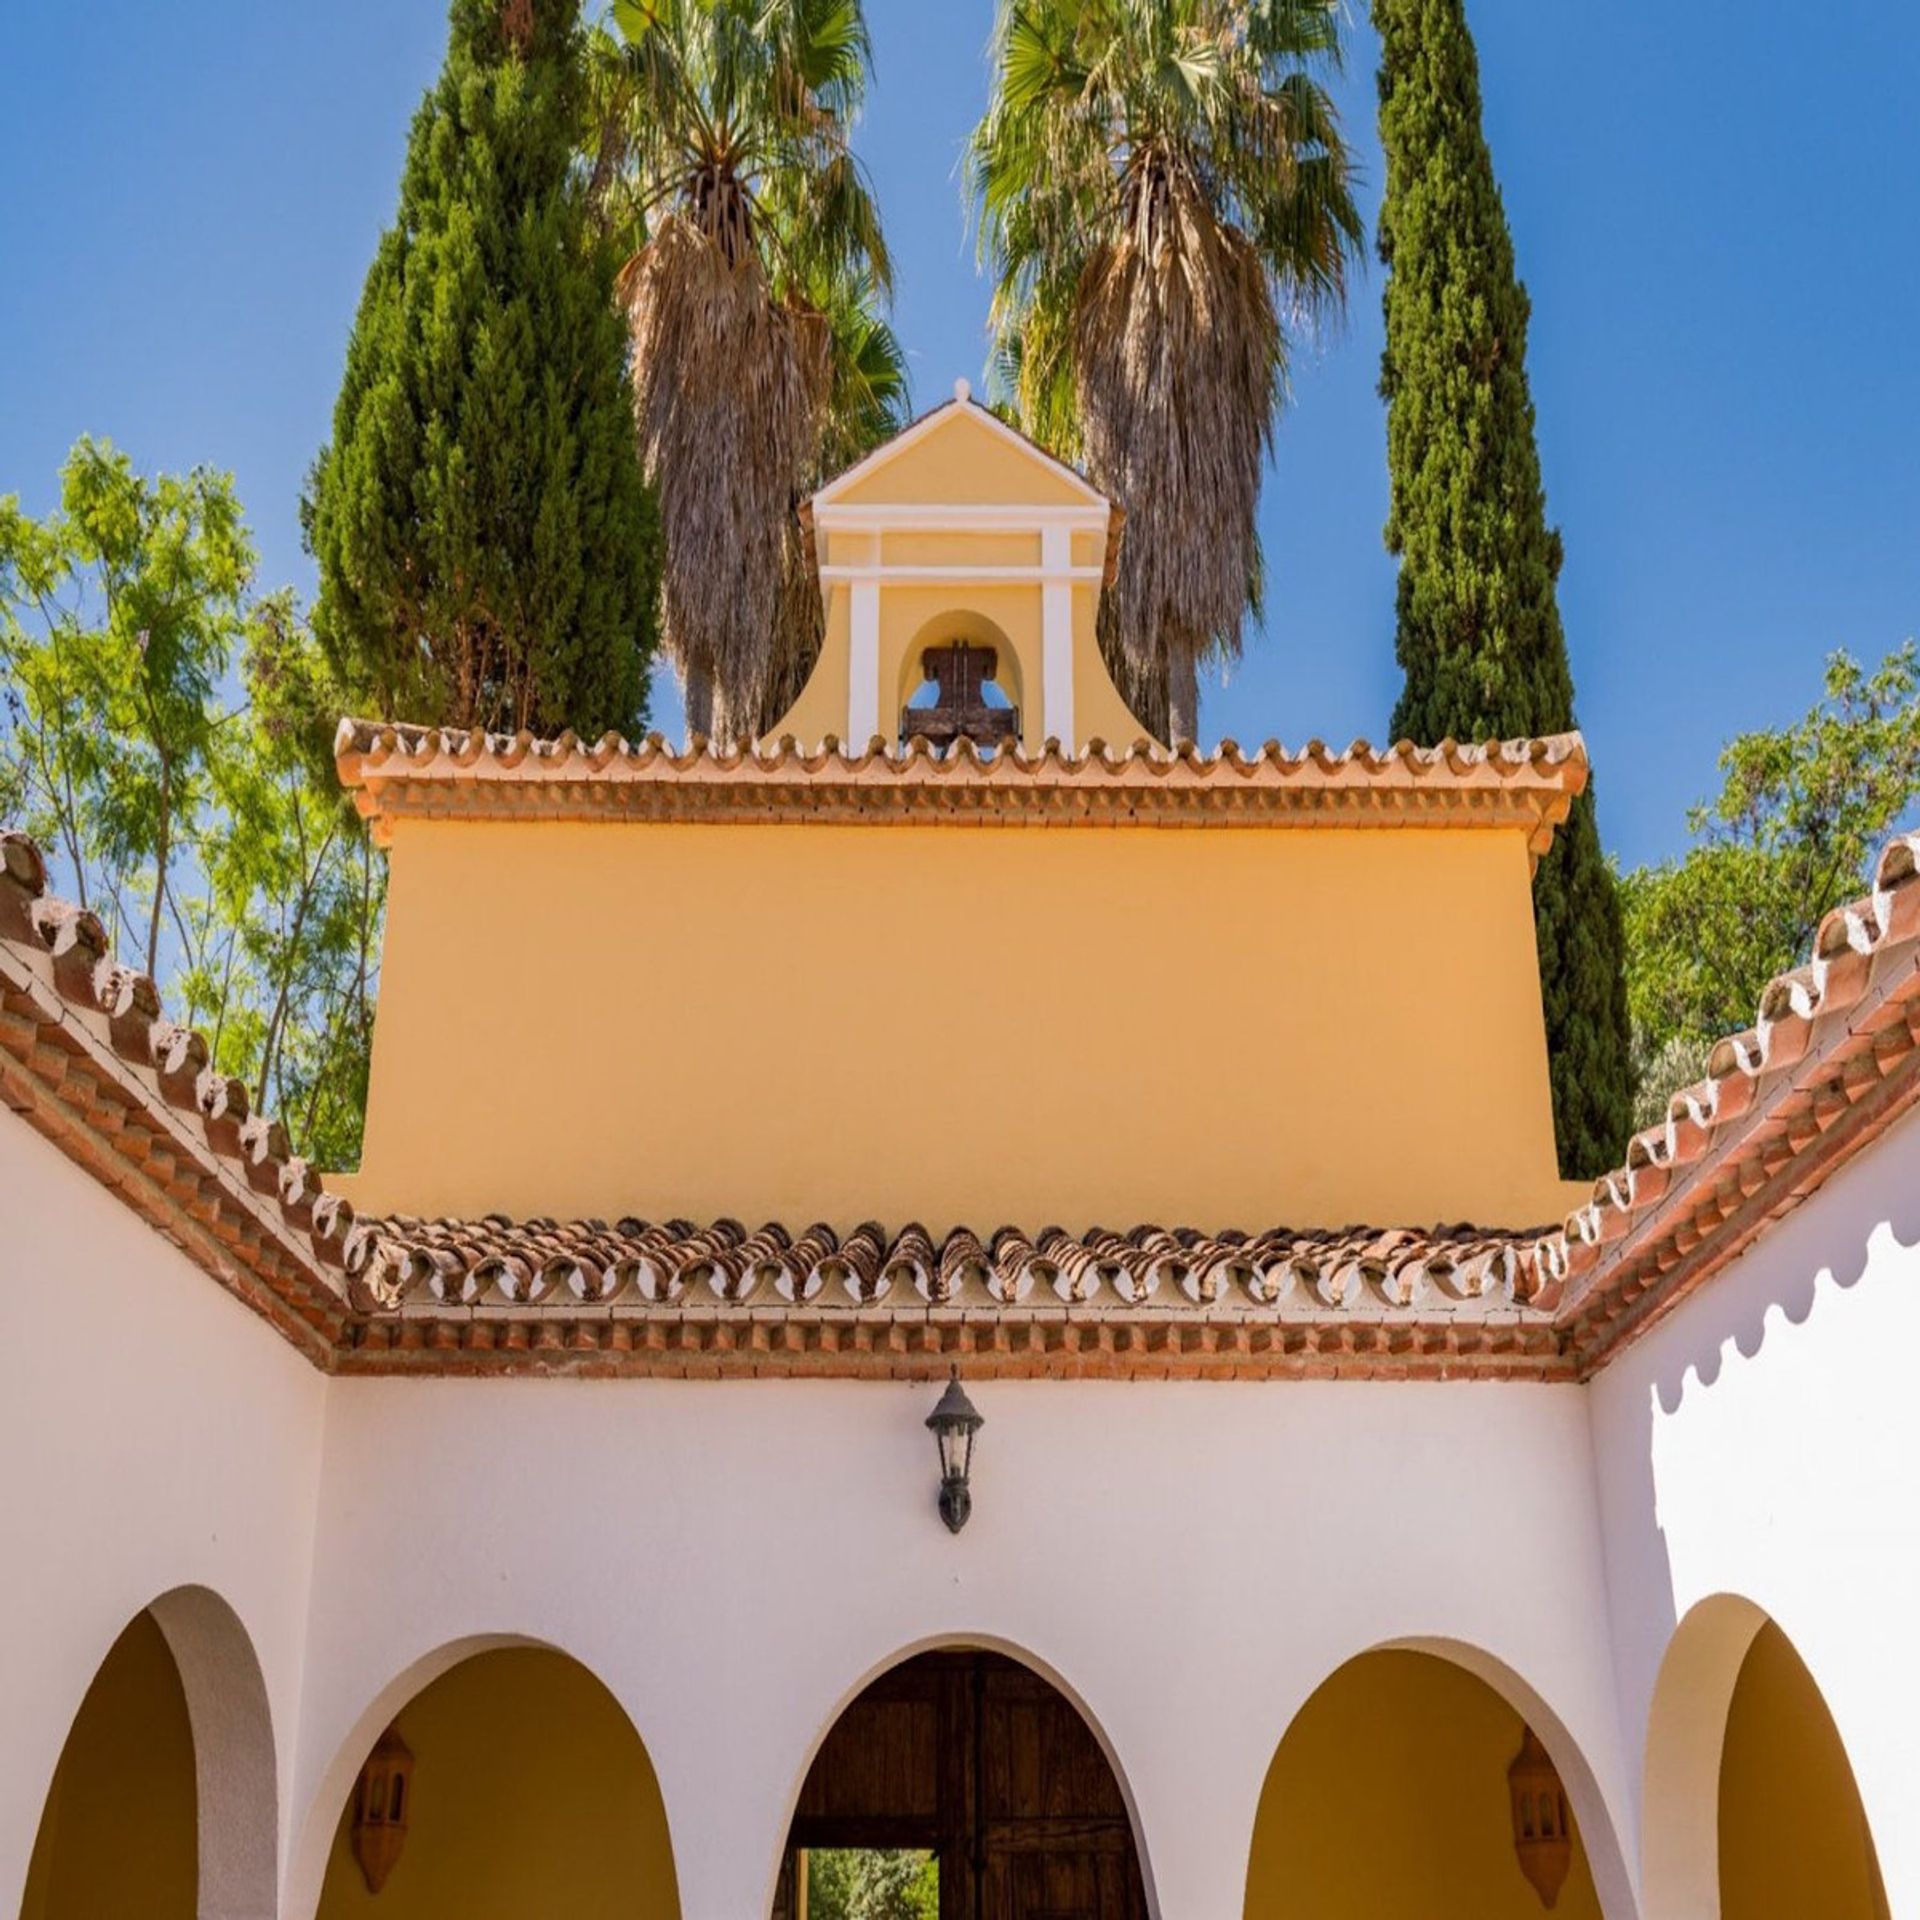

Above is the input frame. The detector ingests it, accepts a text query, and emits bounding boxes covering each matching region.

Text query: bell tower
[770,380,1145,754]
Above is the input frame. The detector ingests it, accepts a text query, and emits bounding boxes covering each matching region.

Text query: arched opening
[777,1647,1148,1920]
[897,610,1023,750]
[1720,1621,1888,1918]
[21,1586,274,1920]
[1645,1597,1888,1919]
[1244,1650,1614,1918]
[313,1646,680,1918]
[20,1610,198,1919]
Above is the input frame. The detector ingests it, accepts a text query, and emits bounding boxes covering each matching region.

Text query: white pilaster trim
[847,579,881,748]
[1041,524,1075,751]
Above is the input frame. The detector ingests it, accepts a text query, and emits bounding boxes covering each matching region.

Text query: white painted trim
[820,565,1105,586]
[1041,525,1075,750]
[810,397,1110,510]
[847,579,880,746]
[813,504,1111,533]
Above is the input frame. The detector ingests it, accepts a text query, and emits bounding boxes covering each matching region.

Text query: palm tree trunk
[1166,648,1200,748]
[683,660,715,742]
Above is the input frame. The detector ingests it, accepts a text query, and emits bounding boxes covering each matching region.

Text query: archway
[777,1648,1149,1920]
[20,1587,276,1920]
[20,1611,196,1919]
[1643,1597,1887,1919]
[312,1646,680,1919]
[1243,1649,1617,1919]
[896,609,1024,750]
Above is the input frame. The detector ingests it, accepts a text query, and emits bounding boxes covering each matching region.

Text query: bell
[1508,1726,1573,1908]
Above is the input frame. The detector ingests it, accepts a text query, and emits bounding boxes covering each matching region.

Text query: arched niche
[895,608,1025,748]
[1643,1596,1888,1920]
[1243,1642,1633,1920]
[20,1584,276,1920]
[309,1643,680,1920]
[772,1639,1154,1920]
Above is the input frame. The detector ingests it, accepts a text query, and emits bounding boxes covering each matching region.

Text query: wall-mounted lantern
[1508,1726,1573,1908]
[925,1368,984,1533]
[352,1725,414,1894]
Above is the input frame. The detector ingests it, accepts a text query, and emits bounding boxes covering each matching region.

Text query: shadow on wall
[313,1646,681,1920]
[1598,1111,1920,1915]
[1614,1116,1920,1648]
[1648,1124,1920,1416]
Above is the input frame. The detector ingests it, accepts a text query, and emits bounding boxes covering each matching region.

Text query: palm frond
[969,0,1362,739]
[601,0,892,741]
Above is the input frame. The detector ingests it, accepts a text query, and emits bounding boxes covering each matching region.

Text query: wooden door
[977,1660,1145,1920]
[785,1651,1147,1920]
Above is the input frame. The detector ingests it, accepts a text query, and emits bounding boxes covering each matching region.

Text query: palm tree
[765,257,910,730]
[589,0,892,741]
[970,0,1362,743]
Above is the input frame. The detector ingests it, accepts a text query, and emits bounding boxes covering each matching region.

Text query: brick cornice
[333,720,1588,862]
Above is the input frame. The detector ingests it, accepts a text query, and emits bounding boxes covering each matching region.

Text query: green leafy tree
[970,0,1362,741]
[306,0,658,738]
[590,0,893,740]
[2,443,383,1168]
[0,438,249,978]
[1373,0,1632,1175]
[1622,645,1920,1125]
[193,598,385,1168]
[805,1851,939,1920]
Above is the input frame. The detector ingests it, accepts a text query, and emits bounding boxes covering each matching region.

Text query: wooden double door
[780,1650,1149,1920]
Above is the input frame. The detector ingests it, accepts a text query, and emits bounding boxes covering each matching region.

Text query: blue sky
[3,2,1916,868]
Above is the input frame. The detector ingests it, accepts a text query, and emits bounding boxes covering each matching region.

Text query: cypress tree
[1373,0,1634,1177]
[305,0,657,738]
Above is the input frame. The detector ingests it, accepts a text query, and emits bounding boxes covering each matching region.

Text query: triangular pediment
[812,391,1110,513]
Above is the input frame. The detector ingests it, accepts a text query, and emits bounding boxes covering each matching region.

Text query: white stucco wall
[13,1096,1917,1920]
[287,1375,1638,1920]
[1590,1101,1920,1916]
[0,1116,329,1918]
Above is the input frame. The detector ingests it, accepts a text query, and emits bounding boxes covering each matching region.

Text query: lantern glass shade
[935,1411,975,1482]
[1507,1727,1573,1909]
[925,1369,984,1532]
[352,1725,414,1895]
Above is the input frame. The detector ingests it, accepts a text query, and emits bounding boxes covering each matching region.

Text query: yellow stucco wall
[881,530,1040,568]
[1243,1651,1603,1919]
[1719,1623,1889,1920]
[316,1649,680,1920]
[345,816,1568,1229]
[20,1611,196,1920]
[777,591,853,746]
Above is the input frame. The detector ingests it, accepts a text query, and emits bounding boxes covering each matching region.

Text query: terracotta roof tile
[0,831,351,1361]
[7,814,1917,1382]
[1535,830,1920,1367]
[334,720,1589,865]
[341,1214,1548,1322]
